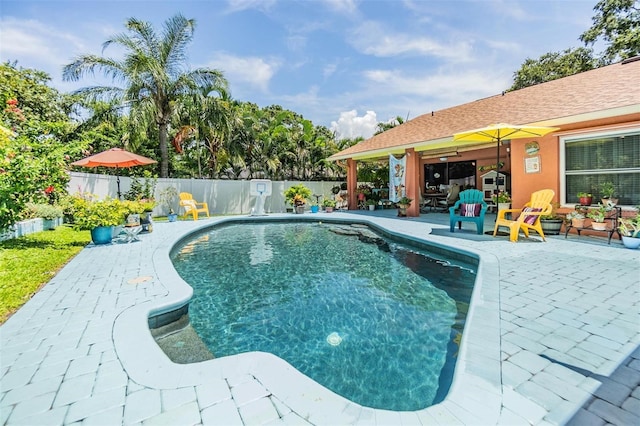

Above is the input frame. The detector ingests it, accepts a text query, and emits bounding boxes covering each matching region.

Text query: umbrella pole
[496,138,501,194]
[117,175,121,200]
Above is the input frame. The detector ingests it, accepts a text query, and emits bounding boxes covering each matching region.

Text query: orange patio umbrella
[71,148,157,199]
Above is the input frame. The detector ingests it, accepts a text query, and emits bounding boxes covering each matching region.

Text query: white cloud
[349,21,473,60]
[323,63,338,78]
[224,0,277,14]
[330,110,378,140]
[322,0,359,15]
[0,17,86,69]
[362,68,509,107]
[207,52,280,92]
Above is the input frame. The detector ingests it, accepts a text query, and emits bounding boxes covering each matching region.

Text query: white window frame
[559,126,640,206]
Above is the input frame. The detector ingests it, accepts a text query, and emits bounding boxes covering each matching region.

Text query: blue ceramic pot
[621,236,640,249]
[310,205,319,213]
[91,226,113,245]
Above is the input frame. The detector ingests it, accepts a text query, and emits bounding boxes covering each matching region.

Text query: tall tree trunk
[159,122,169,178]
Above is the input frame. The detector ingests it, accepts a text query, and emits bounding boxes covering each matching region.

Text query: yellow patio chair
[179,192,210,220]
[493,189,554,242]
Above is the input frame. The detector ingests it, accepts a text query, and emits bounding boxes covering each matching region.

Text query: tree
[375,116,405,135]
[580,0,640,63]
[509,47,598,91]
[63,14,228,178]
[0,62,84,230]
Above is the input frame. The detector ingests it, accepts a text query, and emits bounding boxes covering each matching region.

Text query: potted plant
[366,199,376,211]
[586,203,611,231]
[322,199,336,213]
[159,186,178,222]
[618,207,640,249]
[25,202,64,230]
[69,195,127,245]
[599,182,618,206]
[577,192,593,206]
[310,202,320,213]
[396,196,412,217]
[566,210,586,228]
[492,191,511,211]
[539,202,563,235]
[284,183,312,214]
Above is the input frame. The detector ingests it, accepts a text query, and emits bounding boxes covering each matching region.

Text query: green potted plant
[159,187,178,222]
[566,210,586,228]
[69,195,127,245]
[539,202,563,235]
[586,203,611,231]
[366,199,376,211]
[284,184,312,214]
[25,202,64,230]
[396,196,412,217]
[322,198,336,213]
[618,207,640,249]
[577,192,593,206]
[599,182,617,206]
[492,191,512,211]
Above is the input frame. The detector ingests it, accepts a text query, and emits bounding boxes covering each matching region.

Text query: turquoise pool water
[172,222,476,411]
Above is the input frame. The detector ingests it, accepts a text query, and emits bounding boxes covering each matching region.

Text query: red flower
[45,185,55,194]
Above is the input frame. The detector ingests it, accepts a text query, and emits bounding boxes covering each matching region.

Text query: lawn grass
[0,225,90,324]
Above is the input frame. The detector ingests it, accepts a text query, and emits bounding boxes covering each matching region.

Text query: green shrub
[67,194,127,230]
[24,203,64,220]
[284,183,312,205]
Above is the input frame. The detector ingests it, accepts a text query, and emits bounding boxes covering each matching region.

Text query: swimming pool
[172,221,477,411]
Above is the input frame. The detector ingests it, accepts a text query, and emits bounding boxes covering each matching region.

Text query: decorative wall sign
[525,141,540,156]
[524,155,541,174]
[478,162,505,172]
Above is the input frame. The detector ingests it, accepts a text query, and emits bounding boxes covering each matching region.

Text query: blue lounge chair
[449,189,488,235]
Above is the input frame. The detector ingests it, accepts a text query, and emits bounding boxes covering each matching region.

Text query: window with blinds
[564,131,640,206]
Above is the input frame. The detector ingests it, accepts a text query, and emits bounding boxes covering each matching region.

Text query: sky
[1,0,598,139]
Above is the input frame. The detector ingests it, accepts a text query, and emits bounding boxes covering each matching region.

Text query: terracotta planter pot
[591,222,608,231]
[571,218,586,228]
[579,196,593,206]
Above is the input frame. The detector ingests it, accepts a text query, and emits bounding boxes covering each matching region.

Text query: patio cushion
[522,207,542,225]
[460,203,481,217]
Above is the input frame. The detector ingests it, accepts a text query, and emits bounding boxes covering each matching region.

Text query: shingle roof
[331,58,640,160]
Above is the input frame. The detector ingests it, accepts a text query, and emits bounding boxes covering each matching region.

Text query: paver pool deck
[1,212,639,425]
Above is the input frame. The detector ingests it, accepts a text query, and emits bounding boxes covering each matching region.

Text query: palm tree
[63,14,228,177]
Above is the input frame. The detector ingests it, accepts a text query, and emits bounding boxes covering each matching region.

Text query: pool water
[172,222,476,411]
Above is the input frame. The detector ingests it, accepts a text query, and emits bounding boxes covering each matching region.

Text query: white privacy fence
[68,172,341,216]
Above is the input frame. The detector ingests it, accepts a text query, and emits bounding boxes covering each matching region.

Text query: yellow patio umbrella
[452,123,559,192]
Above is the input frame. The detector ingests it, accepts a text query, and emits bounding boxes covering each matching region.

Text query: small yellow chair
[493,189,554,242]
[179,192,210,220]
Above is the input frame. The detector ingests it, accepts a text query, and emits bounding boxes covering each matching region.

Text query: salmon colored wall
[510,134,559,208]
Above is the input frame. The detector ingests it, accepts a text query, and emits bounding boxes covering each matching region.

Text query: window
[562,129,640,206]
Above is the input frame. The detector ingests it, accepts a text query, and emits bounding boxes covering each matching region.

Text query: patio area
[1,210,638,425]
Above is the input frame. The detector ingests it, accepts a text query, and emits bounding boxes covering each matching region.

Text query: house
[329,57,640,217]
